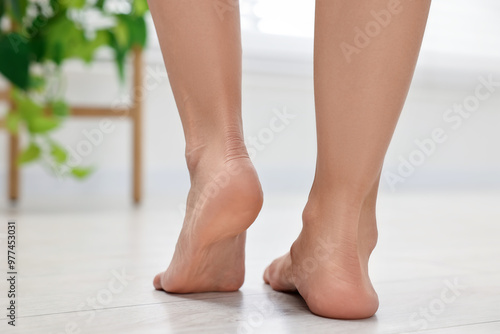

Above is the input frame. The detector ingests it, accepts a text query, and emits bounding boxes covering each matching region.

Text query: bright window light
[242,0,315,38]
[241,0,500,59]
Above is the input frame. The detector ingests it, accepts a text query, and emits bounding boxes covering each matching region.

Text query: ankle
[303,175,381,219]
[303,189,364,228]
[185,129,249,176]
[302,184,379,245]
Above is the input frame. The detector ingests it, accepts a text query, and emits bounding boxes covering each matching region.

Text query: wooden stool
[0,48,144,203]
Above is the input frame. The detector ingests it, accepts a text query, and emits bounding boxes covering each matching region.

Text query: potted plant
[0,0,148,178]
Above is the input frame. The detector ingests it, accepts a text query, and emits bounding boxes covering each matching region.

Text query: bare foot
[154,151,263,293]
[264,192,379,319]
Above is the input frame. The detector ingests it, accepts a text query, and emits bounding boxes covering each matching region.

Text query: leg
[264,0,431,319]
[132,47,143,204]
[8,87,20,201]
[148,0,263,293]
[8,131,20,201]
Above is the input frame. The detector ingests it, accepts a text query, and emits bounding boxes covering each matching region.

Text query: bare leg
[264,0,431,318]
[148,0,263,293]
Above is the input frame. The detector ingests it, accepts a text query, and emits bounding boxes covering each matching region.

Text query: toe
[263,266,271,284]
[264,254,296,292]
[153,272,164,290]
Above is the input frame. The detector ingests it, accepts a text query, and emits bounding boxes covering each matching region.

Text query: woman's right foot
[154,145,263,293]
[264,189,379,319]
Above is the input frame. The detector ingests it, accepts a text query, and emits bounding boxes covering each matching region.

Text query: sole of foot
[154,157,263,293]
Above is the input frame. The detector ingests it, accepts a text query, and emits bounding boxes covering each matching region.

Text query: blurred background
[0,0,499,203]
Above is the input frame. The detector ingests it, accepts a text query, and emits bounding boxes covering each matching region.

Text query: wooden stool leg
[7,86,20,202]
[8,131,19,201]
[132,48,143,204]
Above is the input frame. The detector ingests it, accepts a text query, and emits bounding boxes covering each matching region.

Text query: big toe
[153,272,164,290]
[264,254,296,292]
[263,266,271,284]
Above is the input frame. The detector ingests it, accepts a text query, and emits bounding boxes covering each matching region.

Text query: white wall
[0,3,499,201]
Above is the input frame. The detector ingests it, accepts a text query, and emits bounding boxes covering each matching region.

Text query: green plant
[0,0,148,179]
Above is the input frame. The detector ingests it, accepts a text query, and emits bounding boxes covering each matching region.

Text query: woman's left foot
[264,194,379,319]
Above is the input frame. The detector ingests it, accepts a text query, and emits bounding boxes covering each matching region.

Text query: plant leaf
[0,1,5,19]
[113,19,129,49]
[95,0,106,10]
[71,167,93,179]
[43,14,109,64]
[107,30,127,81]
[7,0,27,24]
[49,0,62,11]
[29,34,46,62]
[28,116,61,133]
[0,33,30,90]
[29,75,46,91]
[51,100,70,117]
[50,142,68,163]
[132,0,149,17]
[18,142,41,164]
[43,14,84,64]
[74,30,110,63]
[12,90,43,122]
[68,0,86,9]
[120,15,147,49]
